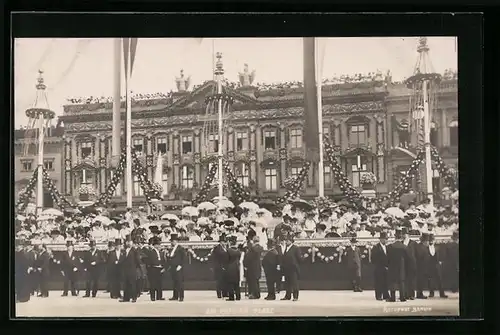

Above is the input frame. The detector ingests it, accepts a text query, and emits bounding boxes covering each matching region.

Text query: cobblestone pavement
[16,291,459,317]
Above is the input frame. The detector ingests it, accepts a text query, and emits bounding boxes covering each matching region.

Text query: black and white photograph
[13,35,459,317]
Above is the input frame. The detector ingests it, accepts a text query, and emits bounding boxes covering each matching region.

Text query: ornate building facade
[57,68,457,205]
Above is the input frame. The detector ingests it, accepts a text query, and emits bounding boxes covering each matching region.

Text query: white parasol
[238,201,259,211]
[161,213,180,221]
[41,208,63,217]
[217,199,234,209]
[94,215,112,225]
[197,201,217,211]
[384,207,405,218]
[181,206,199,217]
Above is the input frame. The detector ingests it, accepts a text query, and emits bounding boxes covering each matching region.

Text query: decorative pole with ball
[25,70,55,215]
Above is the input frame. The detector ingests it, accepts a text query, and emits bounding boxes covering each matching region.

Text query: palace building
[48,66,457,207]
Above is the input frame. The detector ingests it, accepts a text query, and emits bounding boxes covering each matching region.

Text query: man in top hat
[325,225,341,238]
[262,238,282,300]
[16,239,32,302]
[59,240,82,296]
[386,229,407,302]
[371,231,390,300]
[82,240,102,298]
[119,235,141,303]
[178,228,190,242]
[281,232,302,301]
[166,233,186,301]
[135,235,149,297]
[146,236,166,301]
[33,243,51,298]
[243,234,264,299]
[107,239,124,299]
[401,227,417,300]
[211,234,230,299]
[225,235,242,301]
[446,230,459,293]
[342,233,363,292]
[414,233,431,299]
[427,234,448,298]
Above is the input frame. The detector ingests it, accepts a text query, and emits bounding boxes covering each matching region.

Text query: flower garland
[360,172,377,186]
[188,248,213,262]
[41,167,74,209]
[78,184,96,196]
[95,148,126,207]
[221,159,251,204]
[16,167,38,211]
[131,150,163,206]
[430,146,458,191]
[303,246,371,263]
[276,161,311,206]
[151,182,163,195]
[313,196,335,212]
[193,163,218,206]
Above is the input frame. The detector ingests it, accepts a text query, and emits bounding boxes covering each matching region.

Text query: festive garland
[131,150,163,206]
[151,182,163,195]
[16,167,38,211]
[193,163,218,206]
[221,159,251,205]
[41,167,74,209]
[188,248,213,262]
[95,148,126,207]
[304,246,371,263]
[313,196,335,212]
[430,146,458,191]
[276,161,311,206]
[360,172,377,186]
[78,184,96,196]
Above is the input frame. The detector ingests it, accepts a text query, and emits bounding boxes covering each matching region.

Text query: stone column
[167,132,174,191]
[341,120,348,151]
[194,128,201,185]
[369,118,377,153]
[64,137,72,196]
[249,125,257,187]
[146,134,153,181]
[173,132,180,187]
[441,108,448,147]
[333,119,341,146]
[71,138,77,197]
[100,136,106,194]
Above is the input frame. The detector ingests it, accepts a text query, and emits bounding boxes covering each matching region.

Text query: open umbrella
[290,198,314,211]
[385,207,405,218]
[239,201,259,211]
[197,202,217,211]
[94,215,112,225]
[41,208,63,217]
[181,206,199,217]
[212,196,229,203]
[161,213,180,221]
[16,214,26,221]
[217,199,234,209]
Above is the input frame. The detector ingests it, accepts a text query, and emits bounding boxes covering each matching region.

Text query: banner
[303,38,320,163]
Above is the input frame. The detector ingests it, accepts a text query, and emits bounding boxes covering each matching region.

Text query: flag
[122,38,138,77]
[303,37,320,163]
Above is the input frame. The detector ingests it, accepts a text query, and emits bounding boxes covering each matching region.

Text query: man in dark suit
[427,234,448,298]
[120,235,142,303]
[371,231,389,300]
[225,235,242,301]
[146,236,166,301]
[446,230,459,293]
[342,235,363,292]
[25,242,38,296]
[167,233,186,301]
[83,240,102,298]
[107,239,123,299]
[135,235,149,298]
[415,233,430,299]
[15,240,31,303]
[33,244,51,298]
[273,215,291,241]
[386,229,407,302]
[281,233,302,301]
[211,234,230,298]
[59,240,82,297]
[262,239,281,300]
[402,227,417,300]
[243,236,264,299]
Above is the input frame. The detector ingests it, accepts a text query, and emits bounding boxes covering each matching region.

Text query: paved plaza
[16,291,459,317]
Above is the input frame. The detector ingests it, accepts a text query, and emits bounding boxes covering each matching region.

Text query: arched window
[235,162,249,187]
[182,165,194,189]
[346,116,370,147]
[449,120,458,147]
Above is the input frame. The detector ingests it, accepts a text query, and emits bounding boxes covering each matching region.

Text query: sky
[14,37,457,128]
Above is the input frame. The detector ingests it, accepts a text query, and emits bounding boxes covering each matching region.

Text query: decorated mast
[406,37,441,206]
[25,70,55,215]
[215,52,225,199]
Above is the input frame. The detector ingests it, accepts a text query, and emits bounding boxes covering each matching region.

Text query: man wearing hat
[107,239,124,299]
[447,230,459,293]
[166,233,186,301]
[325,226,341,238]
[135,235,149,298]
[427,234,448,298]
[211,234,230,299]
[243,235,264,299]
[262,238,282,300]
[341,234,363,293]
[119,235,142,303]
[281,233,302,301]
[386,229,407,302]
[415,233,430,299]
[59,240,82,297]
[15,239,32,302]
[401,227,417,300]
[33,243,51,298]
[225,235,242,301]
[83,240,102,298]
[146,237,166,301]
[371,231,390,300]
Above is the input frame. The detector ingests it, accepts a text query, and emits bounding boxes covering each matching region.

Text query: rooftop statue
[238,63,256,87]
[176,69,191,92]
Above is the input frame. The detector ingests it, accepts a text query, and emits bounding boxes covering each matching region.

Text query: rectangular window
[236,131,248,151]
[264,130,276,150]
[235,162,249,187]
[324,165,332,187]
[290,167,301,179]
[351,159,367,188]
[323,126,330,138]
[133,175,143,196]
[43,160,54,171]
[21,160,33,172]
[349,125,366,147]
[209,134,219,153]
[81,142,92,158]
[265,168,278,191]
[182,165,194,189]
[182,135,193,154]
[133,138,143,153]
[157,137,168,154]
[290,129,303,148]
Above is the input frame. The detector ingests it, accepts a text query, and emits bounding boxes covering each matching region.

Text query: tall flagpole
[215,52,224,199]
[316,38,325,198]
[112,38,122,165]
[125,42,133,208]
[422,80,433,206]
